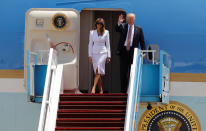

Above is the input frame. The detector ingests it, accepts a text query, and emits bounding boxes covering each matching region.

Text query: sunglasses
[96,22,103,25]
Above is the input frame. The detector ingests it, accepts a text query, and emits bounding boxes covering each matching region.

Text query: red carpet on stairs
[55,93,127,131]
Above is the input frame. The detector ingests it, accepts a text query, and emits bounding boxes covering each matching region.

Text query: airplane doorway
[79,9,126,93]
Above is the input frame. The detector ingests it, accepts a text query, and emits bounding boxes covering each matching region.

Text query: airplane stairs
[38,48,144,131]
[55,93,127,131]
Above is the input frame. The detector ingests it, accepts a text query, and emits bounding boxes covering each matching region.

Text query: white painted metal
[38,48,62,131]
[45,64,63,131]
[124,50,136,131]
[24,8,80,93]
[124,48,143,131]
[142,50,156,64]
[28,51,38,98]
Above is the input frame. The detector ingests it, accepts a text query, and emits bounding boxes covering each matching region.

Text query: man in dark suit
[115,13,146,93]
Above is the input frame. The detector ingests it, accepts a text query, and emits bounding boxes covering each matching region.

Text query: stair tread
[57,122,124,123]
[57,113,125,118]
[58,110,125,113]
[59,101,126,104]
[59,105,126,106]
[56,127,123,129]
[57,118,124,121]
[56,93,126,130]
[58,106,126,110]
[60,93,127,96]
[56,121,124,127]
[60,96,127,98]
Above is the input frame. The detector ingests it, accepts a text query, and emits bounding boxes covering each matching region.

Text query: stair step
[56,93,127,131]
[57,118,124,122]
[58,113,125,118]
[61,93,127,96]
[60,96,127,101]
[58,110,125,113]
[59,101,126,105]
[56,129,124,131]
[56,122,124,127]
[59,105,126,110]
[55,127,124,130]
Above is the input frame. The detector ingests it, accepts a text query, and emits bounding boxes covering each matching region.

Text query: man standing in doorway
[115,13,146,93]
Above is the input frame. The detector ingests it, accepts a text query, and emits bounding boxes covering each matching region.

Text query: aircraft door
[24,8,80,101]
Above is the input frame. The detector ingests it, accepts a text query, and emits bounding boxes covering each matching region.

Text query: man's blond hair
[126,13,135,19]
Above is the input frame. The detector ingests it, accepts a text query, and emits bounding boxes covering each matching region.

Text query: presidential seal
[138,101,201,131]
[52,13,69,31]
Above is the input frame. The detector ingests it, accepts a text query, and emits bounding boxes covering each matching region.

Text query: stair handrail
[124,48,143,131]
[44,64,63,131]
[26,50,38,100]
[38,48,64,131]
[159,50,171,104]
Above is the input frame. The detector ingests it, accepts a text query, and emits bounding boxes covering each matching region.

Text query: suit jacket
[115,23,146,55]
[88,30,111,58]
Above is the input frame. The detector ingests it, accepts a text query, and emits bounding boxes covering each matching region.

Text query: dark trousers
[120,47,134,93]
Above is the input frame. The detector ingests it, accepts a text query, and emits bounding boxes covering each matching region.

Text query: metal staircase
[37,48,170,131]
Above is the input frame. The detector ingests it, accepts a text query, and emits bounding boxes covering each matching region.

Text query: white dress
[88,30,111,75]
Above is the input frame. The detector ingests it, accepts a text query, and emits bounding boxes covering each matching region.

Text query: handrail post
[124,48,143,131]
[38,48,56,131]
[38,48,64,131]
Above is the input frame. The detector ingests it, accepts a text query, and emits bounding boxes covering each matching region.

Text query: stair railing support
[124,48,143,131]
[38,48,63,131]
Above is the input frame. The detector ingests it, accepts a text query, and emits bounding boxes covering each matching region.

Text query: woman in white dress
[88,18,111,94]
